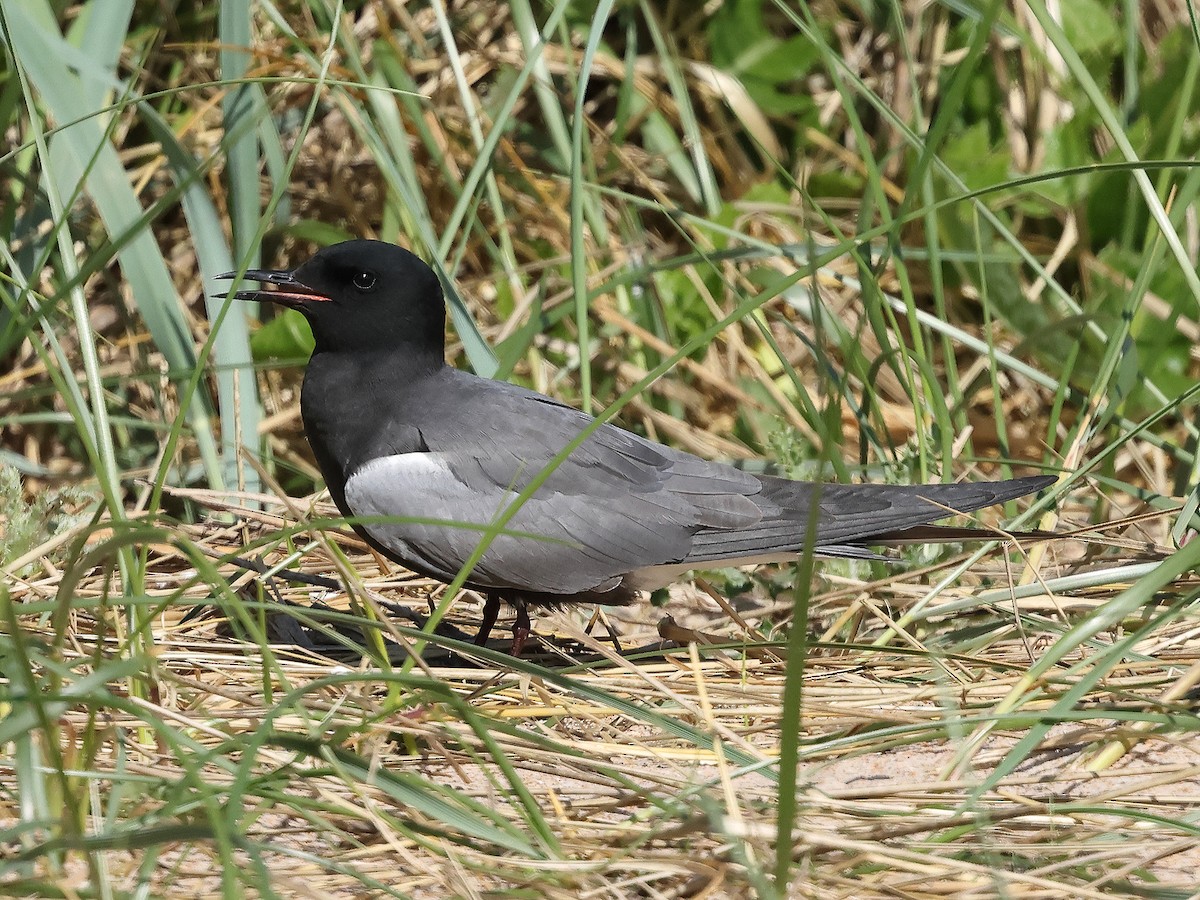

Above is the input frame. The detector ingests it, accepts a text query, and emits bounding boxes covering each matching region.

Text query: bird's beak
[214,269,332,307]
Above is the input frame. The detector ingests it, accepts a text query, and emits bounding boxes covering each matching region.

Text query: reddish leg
[510,601,532,656]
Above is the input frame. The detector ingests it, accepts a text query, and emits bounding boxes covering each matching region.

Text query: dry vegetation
[4,1,1200,897]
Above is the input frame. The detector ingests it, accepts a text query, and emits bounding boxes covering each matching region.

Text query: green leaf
[281,219,357,247]
[1061,0,1121,61]
[250,310,315,362]
[707,0,819,116]
[939,121,1009,194]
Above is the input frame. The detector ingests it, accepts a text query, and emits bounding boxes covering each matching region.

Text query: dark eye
[352,270,377,291]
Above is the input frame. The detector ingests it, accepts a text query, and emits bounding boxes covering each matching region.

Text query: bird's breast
[299,353,427,513]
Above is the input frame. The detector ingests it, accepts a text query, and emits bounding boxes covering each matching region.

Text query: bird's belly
[341,451,623,595]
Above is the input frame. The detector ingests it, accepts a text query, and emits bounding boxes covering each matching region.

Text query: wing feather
[342,370,1052,597]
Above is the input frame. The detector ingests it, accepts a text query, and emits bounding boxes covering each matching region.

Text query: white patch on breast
[355,452,446,479]
[342,452,486,570]
[344,452,466,514]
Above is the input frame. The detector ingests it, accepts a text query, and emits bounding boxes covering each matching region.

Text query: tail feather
[683,474,1055,565]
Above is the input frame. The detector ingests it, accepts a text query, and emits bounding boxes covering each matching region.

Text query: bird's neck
[310,320,446,358]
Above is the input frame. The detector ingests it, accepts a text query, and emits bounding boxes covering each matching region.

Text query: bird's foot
[510,601,532,656]
[475,593,532,656]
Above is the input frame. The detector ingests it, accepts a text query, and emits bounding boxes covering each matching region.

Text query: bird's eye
[352,270,377,291]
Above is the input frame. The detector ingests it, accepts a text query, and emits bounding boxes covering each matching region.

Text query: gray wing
[342,383,768,595]
[343,371,1053,596]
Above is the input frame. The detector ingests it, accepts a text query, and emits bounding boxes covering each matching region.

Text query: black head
[218,240,446,358]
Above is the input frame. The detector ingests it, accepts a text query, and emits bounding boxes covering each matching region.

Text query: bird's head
[219,240,446,357]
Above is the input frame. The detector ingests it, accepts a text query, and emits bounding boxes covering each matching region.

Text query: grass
[3,0,1200,896]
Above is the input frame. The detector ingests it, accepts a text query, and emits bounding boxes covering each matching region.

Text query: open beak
[215,269,331,307]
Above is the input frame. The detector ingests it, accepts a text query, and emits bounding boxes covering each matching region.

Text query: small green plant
[0,465,92,574]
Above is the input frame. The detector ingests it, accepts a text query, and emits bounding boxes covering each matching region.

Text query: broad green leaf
[250,309,315,362]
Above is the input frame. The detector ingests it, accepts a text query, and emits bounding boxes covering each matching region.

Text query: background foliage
[3,0,1200,896]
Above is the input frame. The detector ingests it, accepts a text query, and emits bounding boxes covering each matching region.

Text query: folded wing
[342,373,1052,597]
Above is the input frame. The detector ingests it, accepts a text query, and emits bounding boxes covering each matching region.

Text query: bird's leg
[475,593,501,646]
[510,599,532,656]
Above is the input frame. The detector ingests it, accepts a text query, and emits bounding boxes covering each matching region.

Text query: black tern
[220,240,1056,652]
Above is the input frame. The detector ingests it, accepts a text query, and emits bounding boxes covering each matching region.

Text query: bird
[219,240,1057,653]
